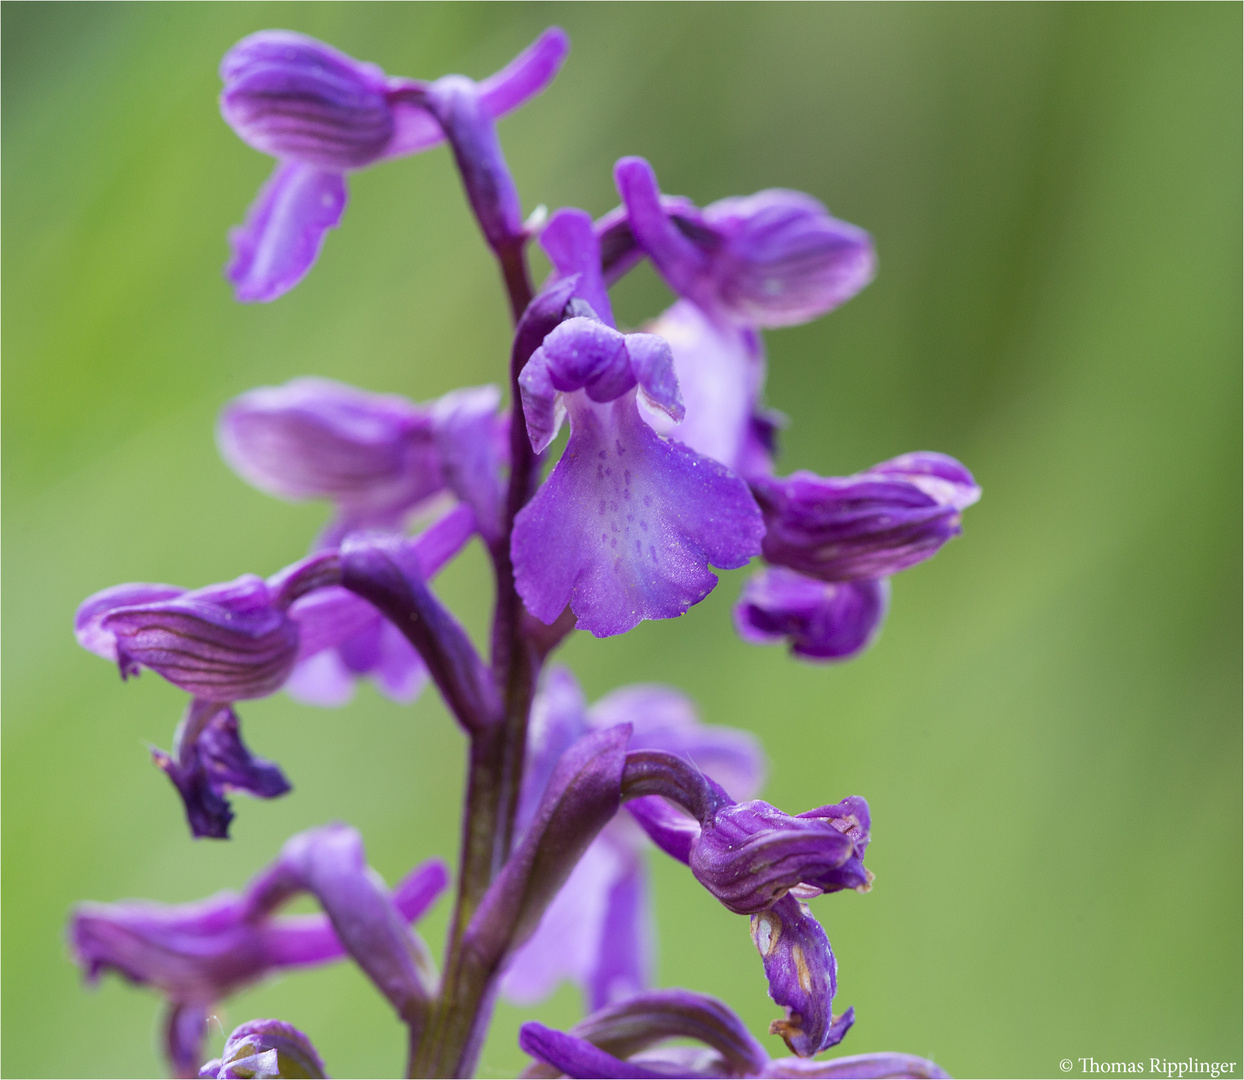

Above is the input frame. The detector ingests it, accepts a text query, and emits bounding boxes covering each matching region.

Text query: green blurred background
[3,3,1240,1077]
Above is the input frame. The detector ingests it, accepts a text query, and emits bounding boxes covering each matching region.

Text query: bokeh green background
[3,3,1240,1077]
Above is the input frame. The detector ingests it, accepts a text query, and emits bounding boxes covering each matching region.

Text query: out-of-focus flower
[502,668,764,1010]
[220,28,567,300]
[519,989,949,1079]
[72,825,445,1077]
[613,157,875,330]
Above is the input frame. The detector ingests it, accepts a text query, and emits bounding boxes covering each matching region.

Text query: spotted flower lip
[198,1018,327,1080]
[78,574,299,702]
[753,452,980,583]
[519,989,948,1078]
[735,569,890,662]
[220,28,568,301]
[613,156,876,329]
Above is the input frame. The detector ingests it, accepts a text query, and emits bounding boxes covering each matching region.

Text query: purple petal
[870,451,981,511]
[512,393,763,637]
[614,157,711,307]
[500,836,623,1005]
[517,346,567,453]
[220,31,393,169]
[75,583,185,662]
[640,300,767,475]
[624,333,684,422]
[626,795,700,865]
[753,464,973,583]
[590,683,766,801]
[763,1051,951,1078]
[752,895,849,1057]
[368,621,427,702]
[586,850,651,1010]
[165,1003,209,1080]
[382,27,570,160]
[520,1024,677,1080]
[701,189,876,328]
[690,800,866,915]
[70,839,444,1004]
[540,318,634,400]
[431,385,506,541]
[227,163,347,303]
[423,75,524,250]
[248,824,433,1018]
[516,667,591,836]
[541,208,615,325]
[217,377,441,516]
[283,649,357,707]
[560,988,771,1078]
[735,569,890,662]
[478,28,570,117]
[101,575,298,701]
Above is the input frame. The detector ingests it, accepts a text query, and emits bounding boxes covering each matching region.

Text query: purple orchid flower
[198,1019,327,1080]
[734,569,890,663]
[218,378,506,546]
[613,157,876,330]
[220,28,567,301]
[620,753,869,1056]
[518,989,949,1079]
[752,452,981,584]
[72,824,446,1077]
[512,208,765,637]
[502,668,765,1010]
[74,509,476,834]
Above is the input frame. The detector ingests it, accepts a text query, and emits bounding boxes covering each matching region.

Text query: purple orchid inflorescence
[69,23,977,1079]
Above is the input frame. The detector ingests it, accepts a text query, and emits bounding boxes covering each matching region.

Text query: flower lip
[734,569,890,663]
